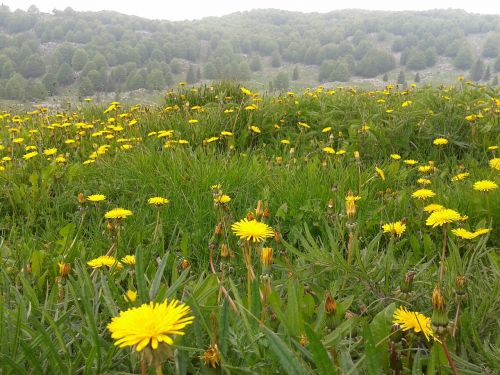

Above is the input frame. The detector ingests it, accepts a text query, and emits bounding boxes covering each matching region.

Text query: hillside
[1,6,500,101]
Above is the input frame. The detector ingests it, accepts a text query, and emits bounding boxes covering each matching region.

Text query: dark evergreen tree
[470,59,485,81]
[397,70,406,85]
[483,66,491,81]
[414,72,421,83]
[186,65,196,84]
[292,65,299,81]
[382,73,388,82]
[273,71,289,90]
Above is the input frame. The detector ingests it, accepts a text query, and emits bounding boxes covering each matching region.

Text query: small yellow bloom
[22,151,38,160]
[426,209,461,227]
[87,255,123,269]
[423,203,444,213]
[323,147,335,154]
[87,194,106,202]
[231,218,274,243]
[148,197,170,206]
[121,255,136,266]
[214,195,231,204]
[433,138,448,146]
[382,221,406,238]
[124,290,137,302]
[105,208,133,219]
[390,154,401,160]
[375,166,385,180]
[473,180,498,192]
[451,172,469,182]
[411,189,436,200]
[489,158,500,171]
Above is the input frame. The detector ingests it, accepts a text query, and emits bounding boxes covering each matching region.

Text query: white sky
[8,1,500,21]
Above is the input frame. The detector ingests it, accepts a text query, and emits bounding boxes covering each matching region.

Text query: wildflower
[148,197,170,206]
[345,191,361,219]
[260,247,273,267]
[393,306,435,341]
[433,138,448,146]
[87,255,122,269]
[231,218,274,243]
[423,203,444,213]
[426,209,461,227]
[105,208,133,219]
[325,292,336,314]
[411,189,436,200]
[250,125,261,134]
[375,166,385,180]
[240,87,252,96]
[489,158,500,171]
[390,154,401,160]
[121,255,136,266]
[473,180,498,192]
[281,139,290,145]
[298,122,310,129]
[87,194,106,202]
[124,290,137,302]
[451,172,469,182]
[382,221,406,238]
[404,159,418,166]
[22,151,38,160]
[417,178,431,185]
[322,127,332,133]
[214,194,231,205]
[107,299,194,351]
[201,344,221,368]
[323,147,335,154]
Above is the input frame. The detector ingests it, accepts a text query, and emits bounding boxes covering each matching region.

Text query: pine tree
[492,76,499,86]
[470,59,485,81]
[397,70,406,86]
[382,73,388,82]
[414,72,421,83]
[292,66,299,81]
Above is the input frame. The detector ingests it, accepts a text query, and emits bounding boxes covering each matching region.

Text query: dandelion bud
[325,291,337,315]
[201,344,220,368]
[431,285,449,331]
[255,200,264,218]
[260,247,273,274]
[354,151,360,162]
[246,212,254,221]
[455,275,467,298]
[432,286,445,312]
[78,192,86,205]
[220,243,230,258]
[270,231,280,244]
[214,222,223,237]
[180,258,190,270]
[123,290,137,302]
[26,262,32,274]
[58,262,71,277]
[400,270,416,293]
[263,207,270,219]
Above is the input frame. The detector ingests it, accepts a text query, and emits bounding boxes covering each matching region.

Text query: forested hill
[1,6,500,101]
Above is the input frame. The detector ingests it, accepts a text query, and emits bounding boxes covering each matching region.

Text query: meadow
[0,81,498,374]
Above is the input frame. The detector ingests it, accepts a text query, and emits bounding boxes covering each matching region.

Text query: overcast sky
[9,1,500,21]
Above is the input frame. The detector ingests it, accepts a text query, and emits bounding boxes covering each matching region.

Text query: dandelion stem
[452,302,461,338]
[439,224,447,284]
[441,337,459,375]
[155,365,163,375]
[140,353,146,375]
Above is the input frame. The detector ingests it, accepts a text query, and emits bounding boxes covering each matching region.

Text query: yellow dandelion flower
[87,255,123,269]
[298,122,310,129]
[322,127,332,133]
[281,139,290,145]
[417,178,431,185]
[231,218,274,243]
[43,148,57,156]
[105,208,133,219]
[148,197,170,206]
[489,158,500,171]
[472,228,490,237]
[426,209,461,227]
[124,290,138,302]
[375,166,385,180]
[121,255,136,266]
[323,147,335,154]
[250,125,261,134]
[423,203,444,213]
[390,154,401,160]
[22,151,38,160]
[382,221,406,238]
[451,172,469,182]
[433,138,448,145]
[411,189,436,200]
[214,194,231,204]
[107,299,194,352]
[404,159,418,166]
[87,194,106,202]
[473,180,498,192]
[393,306,435,341]
[451,228,477,240]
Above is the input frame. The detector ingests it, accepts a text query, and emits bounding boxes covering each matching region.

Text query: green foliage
[454,45,475,70]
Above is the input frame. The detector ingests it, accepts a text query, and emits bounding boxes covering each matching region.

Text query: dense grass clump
[0,82,499,374]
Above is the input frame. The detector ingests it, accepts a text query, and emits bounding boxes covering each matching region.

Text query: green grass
[0,81,499,374]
